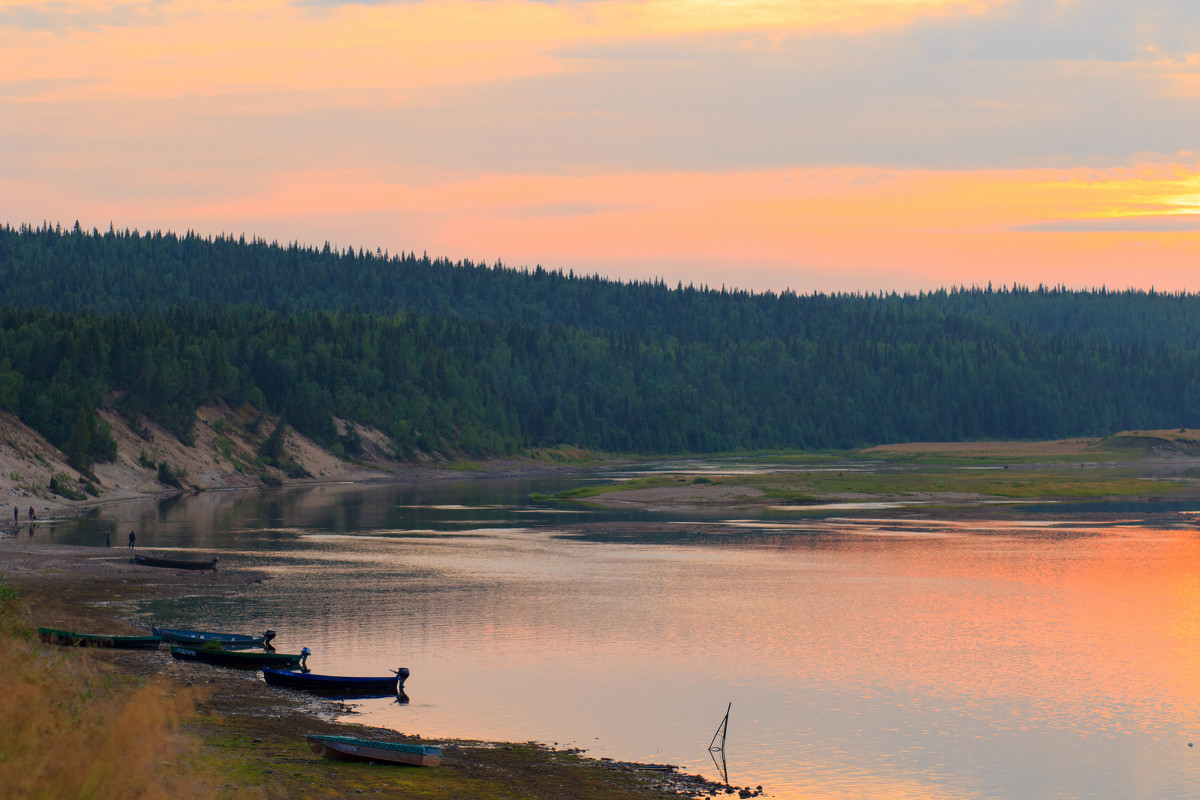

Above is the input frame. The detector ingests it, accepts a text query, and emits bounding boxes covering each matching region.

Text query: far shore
[3,453,598,534]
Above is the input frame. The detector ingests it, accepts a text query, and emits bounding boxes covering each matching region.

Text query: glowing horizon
[3,0,1199,292]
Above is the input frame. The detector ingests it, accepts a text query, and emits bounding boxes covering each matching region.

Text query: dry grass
[0,575,211,800]
[864,429,1200,460]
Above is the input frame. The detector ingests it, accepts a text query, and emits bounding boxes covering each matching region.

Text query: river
[42,467,1200,799]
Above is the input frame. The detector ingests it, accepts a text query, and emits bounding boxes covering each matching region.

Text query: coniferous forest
[2,221,1199,463]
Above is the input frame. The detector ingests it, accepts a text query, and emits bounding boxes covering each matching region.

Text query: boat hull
[171,645,302,669]
[38,627,160,649]
[133,554,218,571]
[153,626,267,649]
[306,735,441,766]
[263,668,400,696]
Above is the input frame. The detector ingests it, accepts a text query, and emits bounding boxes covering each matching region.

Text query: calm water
[35,473,1200,799]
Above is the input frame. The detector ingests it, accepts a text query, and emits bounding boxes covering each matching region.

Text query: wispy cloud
[1014,214,1200,232]
[491,201,635,219]
[909,0,1200,63]
[0,76,99,98]
[0,1,166,32]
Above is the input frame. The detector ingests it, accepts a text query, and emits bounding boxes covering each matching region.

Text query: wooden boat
[306,734,441,766]
[262,667,408,696]
[170,644,303,669]
[133,553,218,570]
[153,626,275,649]
[38,627,161,649]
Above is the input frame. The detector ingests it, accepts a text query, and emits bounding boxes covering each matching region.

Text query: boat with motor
[171,644,306,669]
[262,666,408,696]
[152,626,275,649]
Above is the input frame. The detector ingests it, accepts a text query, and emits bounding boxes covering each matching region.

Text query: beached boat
[153,626,275,649]
[133,553,219,570]
[262,667,408,696]
[306,734,441,766]
[170,644,303,669]
[38,627,161,649]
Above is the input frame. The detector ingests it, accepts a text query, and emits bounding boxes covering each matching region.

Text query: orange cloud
[0,0,997,100]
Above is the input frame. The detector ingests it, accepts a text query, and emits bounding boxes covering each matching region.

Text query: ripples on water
[39,477,1200,799]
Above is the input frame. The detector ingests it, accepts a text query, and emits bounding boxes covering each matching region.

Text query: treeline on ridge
[3,222,1200,461]
[6,222,1200,347]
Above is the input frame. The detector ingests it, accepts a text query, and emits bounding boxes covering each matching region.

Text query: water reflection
[26,478,1200,799]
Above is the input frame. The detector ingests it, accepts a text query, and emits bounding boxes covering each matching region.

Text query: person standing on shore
[128,530,136,549]
[12,507,16,524]
[105,531,110,548]
[28,507,35,520]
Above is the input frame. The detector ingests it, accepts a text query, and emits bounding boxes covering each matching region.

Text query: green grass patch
[751,466,1190,500]
[548,475,697,501]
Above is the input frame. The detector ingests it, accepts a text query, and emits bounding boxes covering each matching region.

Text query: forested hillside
[6,222,1200,346]
[1,222,1198,461]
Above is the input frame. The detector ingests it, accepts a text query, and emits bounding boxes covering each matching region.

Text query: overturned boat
[306,734,440,766]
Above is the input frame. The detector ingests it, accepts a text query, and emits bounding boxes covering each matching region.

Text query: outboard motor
[299,646,311,673]
[261,629,277,651]
[394,667,410,689]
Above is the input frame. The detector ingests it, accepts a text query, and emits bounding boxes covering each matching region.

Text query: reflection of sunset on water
[51,482,1200,798]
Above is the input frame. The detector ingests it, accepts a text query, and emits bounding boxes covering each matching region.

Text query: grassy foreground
[0,550,711,800]
[0,574,207,799]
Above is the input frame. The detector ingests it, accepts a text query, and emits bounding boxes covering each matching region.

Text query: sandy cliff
[0,402,392,521]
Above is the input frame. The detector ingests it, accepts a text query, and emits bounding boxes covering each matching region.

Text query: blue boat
[263,666,408,696]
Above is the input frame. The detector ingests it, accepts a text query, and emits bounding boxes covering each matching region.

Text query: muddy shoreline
[0,529,746,799]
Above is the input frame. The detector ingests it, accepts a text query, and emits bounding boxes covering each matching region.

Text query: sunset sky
[3,0,1199,292]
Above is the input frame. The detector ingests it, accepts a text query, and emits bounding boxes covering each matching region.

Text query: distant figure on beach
[28,507,35,520]
[128,530,136,549]
[105,531,110,548]
[12,507,17,523]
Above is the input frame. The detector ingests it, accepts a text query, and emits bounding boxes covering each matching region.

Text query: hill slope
[2,224,1200,457]
[0,403,392,521]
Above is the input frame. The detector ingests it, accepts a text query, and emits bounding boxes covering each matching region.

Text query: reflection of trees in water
[156,494,182,517]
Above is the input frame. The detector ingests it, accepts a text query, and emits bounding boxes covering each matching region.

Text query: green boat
[170,644,304,669]
[306,734,441,766]
[38,627,161,649]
